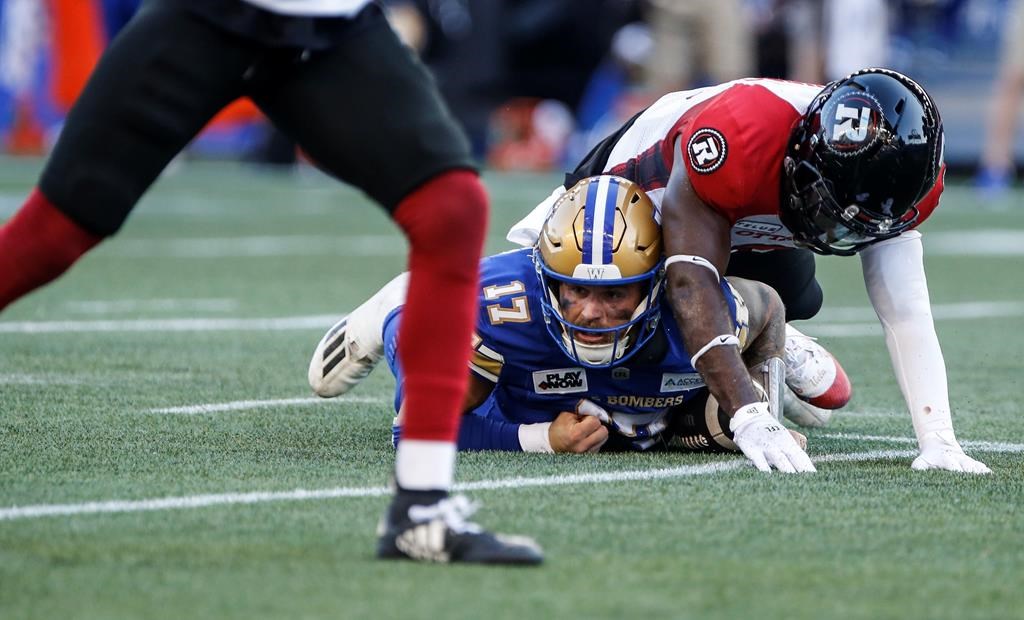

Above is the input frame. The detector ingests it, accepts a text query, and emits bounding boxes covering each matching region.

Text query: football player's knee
[762,283,786,327]
[395,170,488,262]
[39,172,139,238]
[784,283,823,321]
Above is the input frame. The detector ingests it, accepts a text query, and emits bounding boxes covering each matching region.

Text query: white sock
[394,439,456,491]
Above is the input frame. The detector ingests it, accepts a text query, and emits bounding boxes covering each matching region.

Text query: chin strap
[664,254,720,282]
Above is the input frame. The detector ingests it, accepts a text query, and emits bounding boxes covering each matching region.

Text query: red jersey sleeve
[679,84,802,224]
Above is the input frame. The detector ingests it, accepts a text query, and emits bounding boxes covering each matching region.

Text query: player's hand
[574,399,666,451]
[912,430,991,473]
[729,402,816,473]
[549,411,609,454]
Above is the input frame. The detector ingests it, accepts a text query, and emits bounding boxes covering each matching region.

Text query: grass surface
[1,157,1022,619]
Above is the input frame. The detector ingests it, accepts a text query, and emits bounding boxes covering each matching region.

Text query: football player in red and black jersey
[509,68,990,474]
[0,0,542,563]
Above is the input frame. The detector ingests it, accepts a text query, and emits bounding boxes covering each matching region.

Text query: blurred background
[0,0,1022,202]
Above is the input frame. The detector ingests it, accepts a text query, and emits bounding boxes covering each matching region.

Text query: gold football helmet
[535,175,664,367]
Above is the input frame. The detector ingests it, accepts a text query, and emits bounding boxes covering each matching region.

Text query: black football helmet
[780,68,944,256]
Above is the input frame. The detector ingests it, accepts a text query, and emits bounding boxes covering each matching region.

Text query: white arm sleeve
[506,185,566,247]
[860,231,957,447]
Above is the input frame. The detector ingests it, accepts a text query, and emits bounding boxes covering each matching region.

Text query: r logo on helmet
[687,128,728,174]
[823,90,883,157]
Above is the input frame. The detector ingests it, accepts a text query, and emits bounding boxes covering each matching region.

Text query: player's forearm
[456,414,526,451]
[667,272,760,414]
[861,232,956,445]
[396,403,552,452]
[880,319,955,444]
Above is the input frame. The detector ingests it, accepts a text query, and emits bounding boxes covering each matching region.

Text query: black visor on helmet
[784,159,918,256]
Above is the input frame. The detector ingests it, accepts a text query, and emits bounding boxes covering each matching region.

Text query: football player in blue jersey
[310,176,813,471]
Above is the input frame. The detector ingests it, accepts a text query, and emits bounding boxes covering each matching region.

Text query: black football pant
[39,0,473,237]
[726,248,823,320]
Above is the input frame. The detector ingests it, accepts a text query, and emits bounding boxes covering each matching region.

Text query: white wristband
[729,401,771,432]
[690,334,740,367]
[664,254,721,281]
[518,422,554,453]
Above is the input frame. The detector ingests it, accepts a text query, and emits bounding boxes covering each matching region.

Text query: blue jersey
[471,249,747,442]
[385,248,749,450]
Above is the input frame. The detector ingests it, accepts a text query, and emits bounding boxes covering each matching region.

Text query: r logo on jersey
[687,128,728,174]
[822,90,882,157]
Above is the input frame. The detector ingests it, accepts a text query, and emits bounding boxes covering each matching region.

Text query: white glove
[730,402,816,473]
[912,429,992,474]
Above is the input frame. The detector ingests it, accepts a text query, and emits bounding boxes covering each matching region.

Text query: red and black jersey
[569,78,943,252]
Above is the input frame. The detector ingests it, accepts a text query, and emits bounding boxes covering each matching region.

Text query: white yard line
[815,300,1024,323]
[0,315,339,334]
[102,235,405,258]
[817,433,1024,453]
[0,487,392,521]
[804,301,1024,338]
[0,373,89,386]
[6,300,1024,336]
[826,409,899,419]
[925,230,1024,256]
[63,298,240,314]
[147,396,385,415]
[68,229,1024,259]
[48,229,1024,259]
[6,443,1021,522]
[802,323,881,337]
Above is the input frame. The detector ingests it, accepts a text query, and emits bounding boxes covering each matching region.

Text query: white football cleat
[782,384,833,428]
[308,273,409,397]
[784,324,851,410]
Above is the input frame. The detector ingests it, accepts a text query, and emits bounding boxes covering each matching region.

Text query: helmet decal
[581,176,619,267]
[822,90,883,157]
[687,128,728,174]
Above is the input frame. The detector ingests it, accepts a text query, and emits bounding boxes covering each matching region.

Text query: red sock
[393,170,488,443]
[0,188,102,311]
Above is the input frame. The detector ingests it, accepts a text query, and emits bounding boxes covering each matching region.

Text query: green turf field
[1,156,1022,619]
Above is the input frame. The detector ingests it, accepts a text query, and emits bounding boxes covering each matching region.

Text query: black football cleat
[377,488,543,565]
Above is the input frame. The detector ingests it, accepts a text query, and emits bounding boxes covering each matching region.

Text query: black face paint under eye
[559,296,572,313]
[609,306,634,322]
